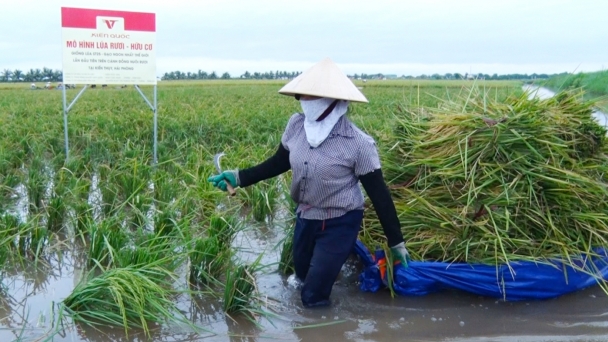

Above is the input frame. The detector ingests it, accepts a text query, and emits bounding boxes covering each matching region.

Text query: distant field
[0,79,522,156]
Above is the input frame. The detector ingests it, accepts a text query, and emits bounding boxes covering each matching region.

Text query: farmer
[208,57,409,308]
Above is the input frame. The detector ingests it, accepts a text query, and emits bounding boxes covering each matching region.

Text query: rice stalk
[189,236,232,285]
[366,87,608,273]
[278,227,294,276]
[223,258,261,319]
[87,217,129,268]
[62,265,186,338]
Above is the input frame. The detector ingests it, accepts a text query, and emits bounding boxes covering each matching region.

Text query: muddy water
[4,87,608,341]
[4,221,608,342]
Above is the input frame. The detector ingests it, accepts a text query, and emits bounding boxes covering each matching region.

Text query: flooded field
[1,81,608,341]
[4,212,608,342]
[4,202,608,342]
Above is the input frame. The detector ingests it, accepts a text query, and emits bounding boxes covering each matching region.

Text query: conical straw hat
[278,58,368,103]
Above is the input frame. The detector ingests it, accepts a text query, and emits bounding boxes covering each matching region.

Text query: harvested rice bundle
[363,88,608,266]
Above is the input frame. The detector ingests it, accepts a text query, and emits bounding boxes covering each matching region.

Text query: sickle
[213,152,236,196]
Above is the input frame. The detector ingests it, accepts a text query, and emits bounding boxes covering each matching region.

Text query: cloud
[1,0,606,76]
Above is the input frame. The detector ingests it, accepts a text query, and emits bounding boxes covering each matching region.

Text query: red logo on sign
[104,20,119,29]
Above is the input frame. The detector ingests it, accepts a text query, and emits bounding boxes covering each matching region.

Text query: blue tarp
[353,240,608,301]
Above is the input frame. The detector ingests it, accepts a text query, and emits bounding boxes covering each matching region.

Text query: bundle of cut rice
[362,88,608,266]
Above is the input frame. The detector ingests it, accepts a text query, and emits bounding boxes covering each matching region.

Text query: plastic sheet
[353,240,608,301]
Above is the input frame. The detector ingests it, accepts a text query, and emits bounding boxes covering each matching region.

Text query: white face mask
[300,97,337,122]
[299,97,349,148]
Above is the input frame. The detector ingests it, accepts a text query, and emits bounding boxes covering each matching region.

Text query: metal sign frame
[61,85,158,164]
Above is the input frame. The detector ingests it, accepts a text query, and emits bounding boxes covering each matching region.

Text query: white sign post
[60,7,159,163]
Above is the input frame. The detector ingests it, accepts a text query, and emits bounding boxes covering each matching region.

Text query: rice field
[0,79,522,340]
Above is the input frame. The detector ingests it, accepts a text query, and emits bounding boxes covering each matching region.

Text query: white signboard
[61,7,156,85]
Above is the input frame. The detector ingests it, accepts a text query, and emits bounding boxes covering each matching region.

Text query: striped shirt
[281,113,381,220]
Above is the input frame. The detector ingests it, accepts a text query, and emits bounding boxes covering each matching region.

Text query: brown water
[3,221,608,342]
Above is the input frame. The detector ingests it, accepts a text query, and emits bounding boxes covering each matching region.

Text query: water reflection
[0,289,17,329]
[225,314,258,342]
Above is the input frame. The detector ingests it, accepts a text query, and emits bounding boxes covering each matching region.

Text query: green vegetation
[0,79,528,338]
[62,265,188,337]
[364,87,608,268]
[540,70,608,111]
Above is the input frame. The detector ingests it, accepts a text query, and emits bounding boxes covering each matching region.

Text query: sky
[0,0,607,77]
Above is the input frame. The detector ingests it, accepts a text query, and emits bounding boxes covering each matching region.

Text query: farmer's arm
[238,113,301,187]
[359,169,404,247]
[238,143,291,187]
[355,134,404,248]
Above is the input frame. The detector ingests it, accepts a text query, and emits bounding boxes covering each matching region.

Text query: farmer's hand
[207,170,239,191]
[390,242,410,268]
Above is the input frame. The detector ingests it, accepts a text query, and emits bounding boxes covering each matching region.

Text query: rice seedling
[278,227,294,276]
[62,265,187,338]
[114,155,153,229]
[189,236,233,285]
[152,167,178,205]
[244,179,281,223]
[154,204,179,236]
[45,167,73,232]
[222,258,261,319]
[189,214,239,284]
[26,156,49,213]
[73,201,94,237]
[0,214,23,265]
[45,192,65,232]
[152,168,179,236]
[116,229,183,272]
[0,153,21,213]
[64,155,91,184]
[206,214,239,250]
[277,175,297,276]
[86,217,129,268]
[98,163,120,218]
[27,222,49,260]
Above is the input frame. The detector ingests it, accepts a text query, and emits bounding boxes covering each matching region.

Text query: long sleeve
[359,168,404,247]
[238,143,291,187]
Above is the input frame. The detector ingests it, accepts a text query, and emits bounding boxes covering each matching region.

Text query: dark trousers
[293,209,363,307]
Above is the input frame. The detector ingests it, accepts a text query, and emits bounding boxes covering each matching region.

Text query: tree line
[161,70,560,81]
[160,70,302,80]
[398,72,558,81]
[1,66,565,83]
[1,68,63,82]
